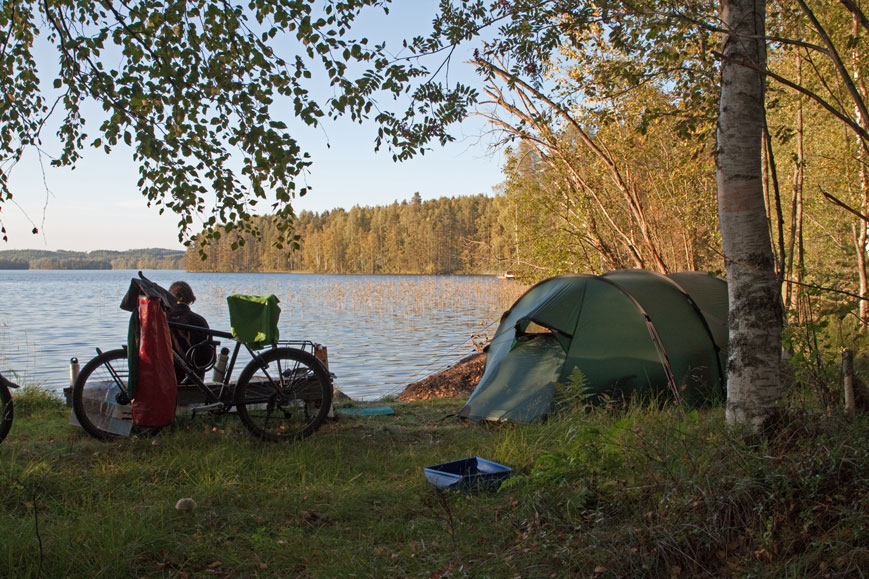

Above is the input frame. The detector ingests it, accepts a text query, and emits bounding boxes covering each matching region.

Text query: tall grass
[2,388,867,577]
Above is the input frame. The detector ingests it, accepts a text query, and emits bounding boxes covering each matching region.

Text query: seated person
[167,281,214,383]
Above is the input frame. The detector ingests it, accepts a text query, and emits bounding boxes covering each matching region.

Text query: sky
[1,2,506,253]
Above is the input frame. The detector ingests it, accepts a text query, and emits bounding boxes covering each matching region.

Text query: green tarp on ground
[335,406,396,416]
[459,270,728,423]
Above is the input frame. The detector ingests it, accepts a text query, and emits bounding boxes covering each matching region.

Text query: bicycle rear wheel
[72,348,160,441]
[234,347,332,442]
[0,382,12,444]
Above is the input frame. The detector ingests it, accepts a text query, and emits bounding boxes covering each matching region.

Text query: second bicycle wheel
[72,348,160,441]
[0,379,13,444]
[234,347,333,442]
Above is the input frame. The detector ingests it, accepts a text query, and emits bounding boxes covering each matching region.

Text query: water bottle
[66,357,80,407]
[212,347,230,383]
[69,357,80,385]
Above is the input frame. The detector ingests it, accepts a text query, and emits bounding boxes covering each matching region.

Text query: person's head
[169,281,196,305]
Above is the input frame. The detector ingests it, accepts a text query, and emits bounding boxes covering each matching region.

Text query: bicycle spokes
[235,348,332,441]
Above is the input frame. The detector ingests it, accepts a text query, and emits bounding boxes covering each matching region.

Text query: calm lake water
[0,270,526,400]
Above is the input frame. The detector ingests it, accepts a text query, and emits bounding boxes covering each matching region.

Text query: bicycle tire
[72,348,161,441]
[234,347,332,442]
[0,382,12,444]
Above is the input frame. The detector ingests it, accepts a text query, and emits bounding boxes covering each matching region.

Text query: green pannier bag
[227,294,281,349]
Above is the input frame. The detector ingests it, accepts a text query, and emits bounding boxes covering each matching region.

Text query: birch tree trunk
[717,0,783,431]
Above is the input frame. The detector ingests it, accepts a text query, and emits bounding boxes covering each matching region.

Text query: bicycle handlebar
[167,320,234,340]
[0,372,19,389]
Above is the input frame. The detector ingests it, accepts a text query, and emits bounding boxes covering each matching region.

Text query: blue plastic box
[424,457,513,492]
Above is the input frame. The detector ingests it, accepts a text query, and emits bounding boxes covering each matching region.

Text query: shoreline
[395,352,485,402]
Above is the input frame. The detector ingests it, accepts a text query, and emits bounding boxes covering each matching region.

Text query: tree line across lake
[185,193,517,275]
[0,249,184,271]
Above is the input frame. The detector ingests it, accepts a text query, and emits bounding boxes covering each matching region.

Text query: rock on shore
[397,352,486,402]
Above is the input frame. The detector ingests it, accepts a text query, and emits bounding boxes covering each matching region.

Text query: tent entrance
[460,334,566,422]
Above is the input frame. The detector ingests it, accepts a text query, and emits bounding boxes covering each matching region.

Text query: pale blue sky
[2,2,505,252]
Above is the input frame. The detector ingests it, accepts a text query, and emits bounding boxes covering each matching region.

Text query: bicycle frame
[167,321,243,411]
[164,321,320,414]
[94,321,320,411]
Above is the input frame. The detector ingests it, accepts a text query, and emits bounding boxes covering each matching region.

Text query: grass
[2,388,868,578]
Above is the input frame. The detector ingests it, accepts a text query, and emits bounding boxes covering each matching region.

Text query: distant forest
[0,248,185,270]
[186,193,515,275]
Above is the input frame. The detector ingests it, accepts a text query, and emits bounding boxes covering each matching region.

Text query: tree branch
[819,186,869,223]
[795,0,869,132]
[739,55,869,142]
[840,0,869,36]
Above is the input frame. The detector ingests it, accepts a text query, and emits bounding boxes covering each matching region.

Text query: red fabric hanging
[132,297,177,427]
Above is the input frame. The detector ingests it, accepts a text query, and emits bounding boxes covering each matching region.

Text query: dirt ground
[397,352,486,402]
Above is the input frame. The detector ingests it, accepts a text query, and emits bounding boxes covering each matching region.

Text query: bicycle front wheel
[234,347,333,442]
[72,348,160,441]
[0,382,12,444]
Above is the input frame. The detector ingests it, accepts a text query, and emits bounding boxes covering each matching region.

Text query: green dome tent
[458,270,728,423]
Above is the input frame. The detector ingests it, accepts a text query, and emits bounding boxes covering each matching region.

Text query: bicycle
[71,321,333,443]
[0,371,19,444]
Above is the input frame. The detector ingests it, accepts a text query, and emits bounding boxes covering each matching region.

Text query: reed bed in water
[203,275,528,321]
[195,275,530,399]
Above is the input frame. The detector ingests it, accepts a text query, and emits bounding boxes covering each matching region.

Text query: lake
[0,270,526,400]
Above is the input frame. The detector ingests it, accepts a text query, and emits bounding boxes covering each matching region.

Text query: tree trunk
[853,14,869,328]
[786,51,805,315]
[856,172,869,328]
[763,121,786,289]
[717,0,782,431]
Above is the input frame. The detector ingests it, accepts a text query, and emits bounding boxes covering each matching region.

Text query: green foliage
[552,366,591,414]
[0,0,725,271]
[0,0,455,252]
[504,401,869,576]
[9,386,65,418]
[408,1,719,139]
[779,277,869,416]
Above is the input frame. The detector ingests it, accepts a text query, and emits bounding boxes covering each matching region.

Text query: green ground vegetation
[2,385,866,578]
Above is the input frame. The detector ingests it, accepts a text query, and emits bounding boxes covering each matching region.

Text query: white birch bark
[717,0,783,431]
